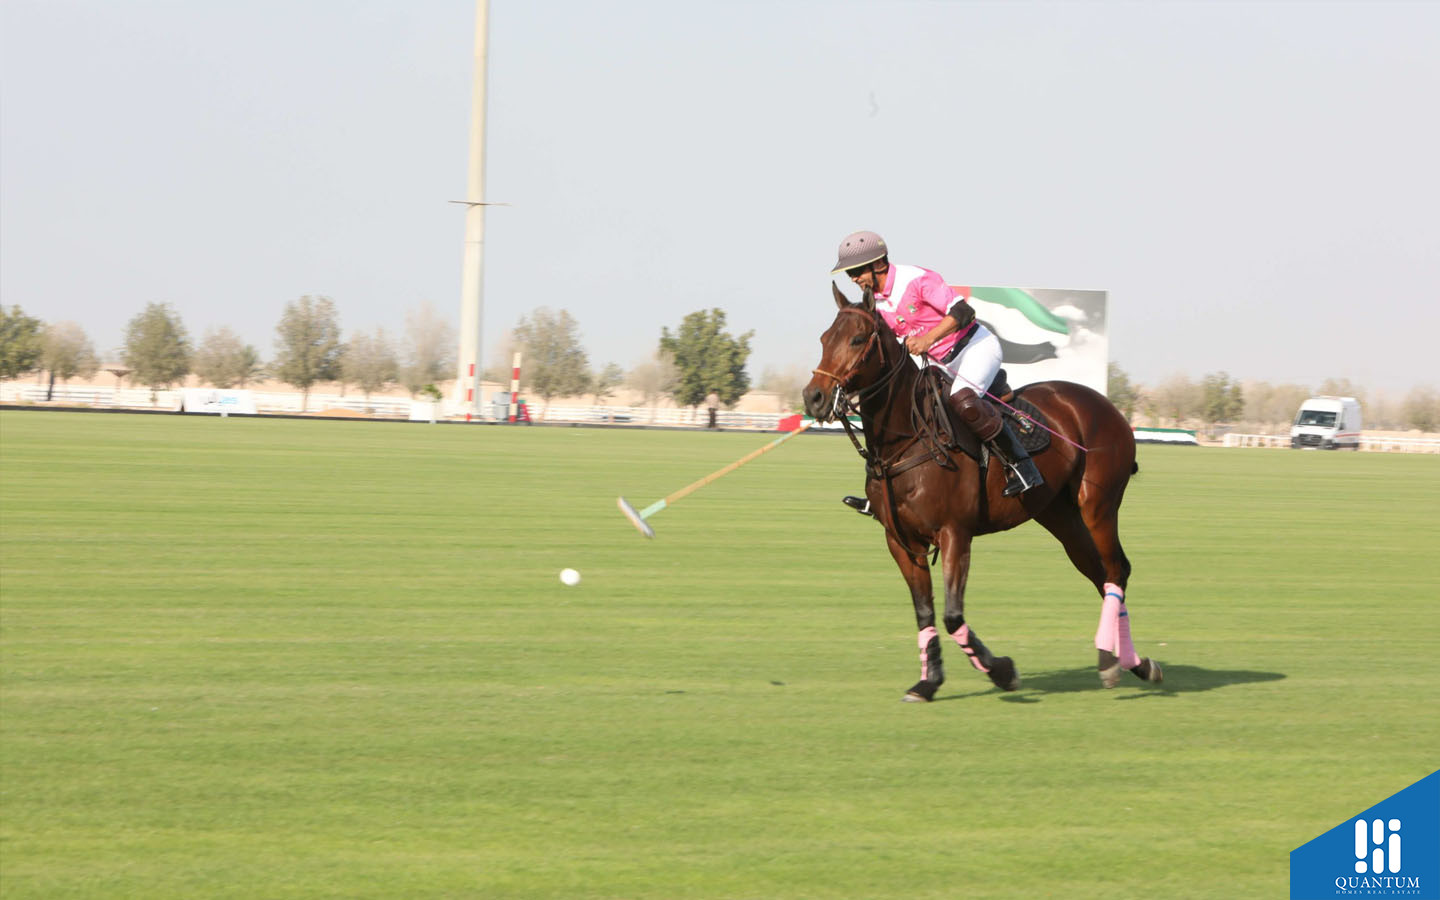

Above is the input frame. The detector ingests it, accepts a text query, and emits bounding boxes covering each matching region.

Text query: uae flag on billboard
[955,286,1109,394]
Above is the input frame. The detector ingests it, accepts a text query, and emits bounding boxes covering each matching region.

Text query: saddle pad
[1005,391,1053,455]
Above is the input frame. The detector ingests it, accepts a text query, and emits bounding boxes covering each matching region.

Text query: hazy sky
[3,0,1438,393]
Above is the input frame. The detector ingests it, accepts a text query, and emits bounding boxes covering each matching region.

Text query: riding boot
[842,495,874,517]
[947,387,1043,498]
[988,419,1044,497]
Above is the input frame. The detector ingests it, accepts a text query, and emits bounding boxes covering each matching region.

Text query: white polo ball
[559,568,581,586]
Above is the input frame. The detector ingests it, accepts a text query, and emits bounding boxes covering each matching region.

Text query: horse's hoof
[1098,664,1122,688]
[987,656,1021,691]
[1098,649,1122,688]
[903,680,940,702]
[1130,658,1163,683]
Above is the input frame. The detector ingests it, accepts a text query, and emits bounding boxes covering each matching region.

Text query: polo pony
[803,285,1162,701]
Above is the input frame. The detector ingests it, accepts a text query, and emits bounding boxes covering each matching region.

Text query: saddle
[916,367,1053,464]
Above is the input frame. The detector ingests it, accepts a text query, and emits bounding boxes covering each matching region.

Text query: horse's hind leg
[1079,505,1162,687]
[1035,501,1162,688]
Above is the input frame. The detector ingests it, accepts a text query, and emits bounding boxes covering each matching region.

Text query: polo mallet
[617,423,812,538]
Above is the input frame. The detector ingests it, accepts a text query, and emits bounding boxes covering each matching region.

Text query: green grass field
[2,410,1437,899]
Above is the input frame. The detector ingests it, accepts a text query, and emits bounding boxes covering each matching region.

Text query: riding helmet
[831,230,888,274]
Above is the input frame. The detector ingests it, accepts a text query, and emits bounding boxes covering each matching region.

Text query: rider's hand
[905,333,933,356]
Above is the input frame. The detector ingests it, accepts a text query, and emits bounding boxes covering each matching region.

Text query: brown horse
[803,284,1163,701]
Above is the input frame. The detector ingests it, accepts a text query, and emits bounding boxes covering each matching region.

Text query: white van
[1290,396,1362,450]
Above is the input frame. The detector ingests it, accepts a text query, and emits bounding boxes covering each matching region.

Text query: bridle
[811,304,937,469]
[810,306,906,416]
[810,307,878,398]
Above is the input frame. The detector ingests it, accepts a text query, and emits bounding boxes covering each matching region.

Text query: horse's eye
[850,334,866,346]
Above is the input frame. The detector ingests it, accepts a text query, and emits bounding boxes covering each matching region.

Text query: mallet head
[616,496,655,539]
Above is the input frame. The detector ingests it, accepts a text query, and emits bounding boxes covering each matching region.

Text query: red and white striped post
[507,352,522,423]
[464,363,477,421]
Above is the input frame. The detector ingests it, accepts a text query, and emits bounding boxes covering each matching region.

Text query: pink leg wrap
[1094,583,1141,669]
[917,626,939,681]
[952,624,990,673]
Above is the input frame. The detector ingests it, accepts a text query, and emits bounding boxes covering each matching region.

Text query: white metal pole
[454,0,489,419]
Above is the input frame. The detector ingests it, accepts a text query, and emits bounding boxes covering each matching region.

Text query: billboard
[956,286,1108,394]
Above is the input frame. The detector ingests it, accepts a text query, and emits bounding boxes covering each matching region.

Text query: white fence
[1222,434,1291,449]
[527,405,784,430]
[1222,433,1440,453]
[1,384,177,409]
[1,384,790,430]
[2,383,423,418]
[1359,436,1440,453]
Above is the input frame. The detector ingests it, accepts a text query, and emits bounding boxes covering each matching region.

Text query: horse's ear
[861,286,875,311]
[832,281,848,309]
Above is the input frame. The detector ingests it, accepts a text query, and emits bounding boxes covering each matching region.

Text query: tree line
[1,299,456,411]
[1106,364,1439,433]
[7,300,1434,429]
[1,300,758,418]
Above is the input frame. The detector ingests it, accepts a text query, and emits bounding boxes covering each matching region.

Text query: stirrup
[989,421,1044,498]
[841,495,873,517]
[1000,459,1043,497]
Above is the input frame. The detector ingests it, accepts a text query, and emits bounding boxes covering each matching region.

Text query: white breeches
[908,324,1003,396]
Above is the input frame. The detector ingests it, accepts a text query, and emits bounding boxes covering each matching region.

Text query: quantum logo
[1355,819,1401,875]
[1333,817,1422,894]
[1290,770,1437,900]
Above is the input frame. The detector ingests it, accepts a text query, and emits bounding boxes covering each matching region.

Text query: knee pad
[952,389,1001,440]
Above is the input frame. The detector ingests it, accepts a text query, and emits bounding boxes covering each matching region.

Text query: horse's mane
[850,303,907,376]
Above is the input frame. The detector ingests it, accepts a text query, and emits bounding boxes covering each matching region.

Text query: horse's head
[802,283,888,421]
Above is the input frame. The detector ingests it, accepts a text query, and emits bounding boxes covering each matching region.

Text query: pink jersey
[874,264,977,361]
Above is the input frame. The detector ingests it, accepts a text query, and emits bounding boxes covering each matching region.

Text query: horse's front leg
[937,527,1021,692]
[883,534,945,703]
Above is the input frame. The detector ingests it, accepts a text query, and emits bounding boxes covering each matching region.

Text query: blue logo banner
[1291,770,1439,899]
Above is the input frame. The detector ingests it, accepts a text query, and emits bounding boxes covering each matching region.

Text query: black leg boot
[988,420,1044,497]
[841,495,874,517]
